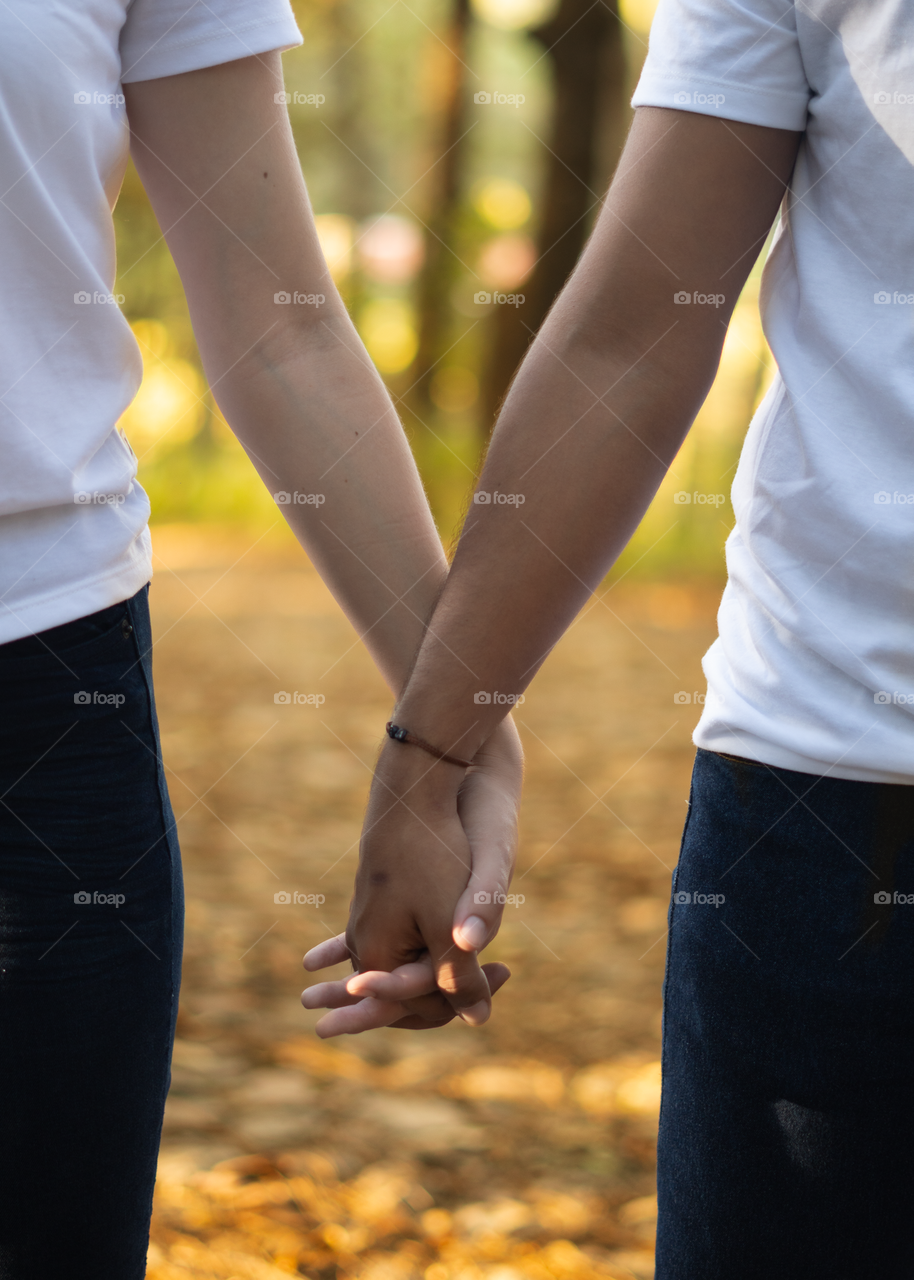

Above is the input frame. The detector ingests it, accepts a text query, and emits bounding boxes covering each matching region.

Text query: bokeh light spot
[358,299,418,373]
[357,215,425,285]
[120,322,205,455]
[471,0,558,30]
[314,214,355,282]
[473,178,531,231]
[477,234,536,289]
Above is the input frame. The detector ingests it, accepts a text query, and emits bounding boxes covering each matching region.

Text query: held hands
[301,716,523,1036]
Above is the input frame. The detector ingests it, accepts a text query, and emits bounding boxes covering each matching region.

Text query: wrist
[374,736,465,806]
[391,694,497,765]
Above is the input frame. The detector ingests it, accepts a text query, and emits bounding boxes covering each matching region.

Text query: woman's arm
[123,52,445,692]
[123,52,522,1029]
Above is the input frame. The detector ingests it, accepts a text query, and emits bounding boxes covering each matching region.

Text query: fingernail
[458,1000,490,1026]
[458,915,488,950]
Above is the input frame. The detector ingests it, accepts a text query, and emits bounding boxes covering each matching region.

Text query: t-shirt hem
[121,16,303,83]
[0,559,153,646]
[632,71,809,132]
[693,726,914,786]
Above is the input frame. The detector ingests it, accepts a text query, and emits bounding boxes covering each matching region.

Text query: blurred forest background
[114,0,774,575]
[120,2,780,1276]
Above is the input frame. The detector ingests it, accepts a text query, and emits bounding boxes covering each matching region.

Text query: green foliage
[112,0,763,581]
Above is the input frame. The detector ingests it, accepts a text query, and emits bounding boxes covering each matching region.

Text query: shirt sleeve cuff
[121,16,303,83]
[632,70,809,132]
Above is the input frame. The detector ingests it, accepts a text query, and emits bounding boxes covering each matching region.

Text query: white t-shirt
[0,0,301,644]
[634,0,914,784]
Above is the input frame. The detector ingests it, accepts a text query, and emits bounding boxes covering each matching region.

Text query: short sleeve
[632,0,809,132]
[120,0,302,84]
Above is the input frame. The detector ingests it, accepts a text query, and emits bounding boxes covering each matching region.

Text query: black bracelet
[385,722,473,769]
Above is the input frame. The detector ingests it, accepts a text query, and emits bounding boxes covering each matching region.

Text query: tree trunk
[479,0,626,440]
[406,0,473,434]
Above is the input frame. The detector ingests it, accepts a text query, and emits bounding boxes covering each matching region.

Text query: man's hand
[302,716,522,1034]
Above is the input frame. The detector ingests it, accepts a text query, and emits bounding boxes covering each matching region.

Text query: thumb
[431,936,494,1026]
[452,886,504,953]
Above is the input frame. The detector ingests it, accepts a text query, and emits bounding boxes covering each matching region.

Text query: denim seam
[125,591,180,1050]
[657,756,698,1147]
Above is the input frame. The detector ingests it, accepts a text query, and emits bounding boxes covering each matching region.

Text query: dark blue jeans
[658,747,914,1278]
[0,586,182,1278]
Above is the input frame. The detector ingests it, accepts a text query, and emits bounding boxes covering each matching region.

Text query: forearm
[391,107,801,758]
[124,55,446,695]
[210,310,446,696]
[394,307,712,751]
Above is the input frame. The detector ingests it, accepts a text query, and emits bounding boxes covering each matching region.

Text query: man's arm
[123,53,522,1030]
[316,107,801,1031]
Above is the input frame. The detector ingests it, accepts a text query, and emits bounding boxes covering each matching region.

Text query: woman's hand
[301,942,511,1036]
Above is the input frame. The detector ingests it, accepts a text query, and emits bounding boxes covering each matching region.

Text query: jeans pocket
[0,601,134,673]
